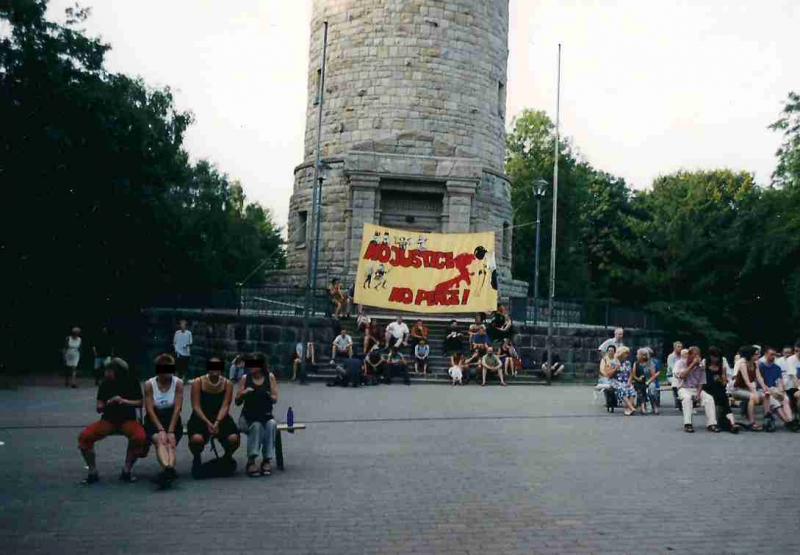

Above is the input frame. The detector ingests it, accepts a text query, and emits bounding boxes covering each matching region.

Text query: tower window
[497,81,505,117]
[313,68,322,105]
[296,210,308,246]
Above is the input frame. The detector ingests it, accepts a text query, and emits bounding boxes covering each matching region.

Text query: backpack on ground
[603,387,618,412]
[192,439,237,479]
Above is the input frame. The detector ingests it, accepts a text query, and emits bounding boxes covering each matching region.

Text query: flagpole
[545,43,561,385]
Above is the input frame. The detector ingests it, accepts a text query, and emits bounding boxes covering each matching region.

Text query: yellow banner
[353,224,498,313]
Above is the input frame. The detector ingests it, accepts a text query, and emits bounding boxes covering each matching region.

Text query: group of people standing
[78,351,280,488]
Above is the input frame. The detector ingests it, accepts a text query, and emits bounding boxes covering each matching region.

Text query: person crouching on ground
[188,357,240,474]
[383,347,410,385]
[236,353,278,477]
[144,354,184,487]
[78,357,146,484]
[481,346,507,386]
[675,346,718,433]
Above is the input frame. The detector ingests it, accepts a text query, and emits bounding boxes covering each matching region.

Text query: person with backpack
[236,353,279,477]
[187,357,240,476]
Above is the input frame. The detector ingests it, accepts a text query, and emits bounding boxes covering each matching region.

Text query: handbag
[192,438,237,479]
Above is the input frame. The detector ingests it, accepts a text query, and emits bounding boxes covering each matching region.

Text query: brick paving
[0,381,798,554]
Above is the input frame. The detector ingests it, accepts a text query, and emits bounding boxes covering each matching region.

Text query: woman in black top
[188,357,240,471]
[703,346,740,433]
[236,353,279,477]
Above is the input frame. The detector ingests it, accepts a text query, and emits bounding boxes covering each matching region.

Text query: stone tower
[286,0,525,297]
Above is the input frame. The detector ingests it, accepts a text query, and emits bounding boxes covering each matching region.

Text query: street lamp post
[532,179,547,326]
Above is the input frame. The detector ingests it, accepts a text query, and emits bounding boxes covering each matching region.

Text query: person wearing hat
[144,353,184,488]
[78,357,146,484]
[187,357,240,472]
[235,353,279,477]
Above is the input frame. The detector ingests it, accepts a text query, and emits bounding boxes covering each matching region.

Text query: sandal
[707,425,720,433]
[260,460,272,476]
[119,470,137,483]
[246,462,261,477]
[729,424,740,434]
[684,424,695,433]
[750,423,763,431]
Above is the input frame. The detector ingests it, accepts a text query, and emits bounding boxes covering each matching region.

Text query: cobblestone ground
[1,381,798,554]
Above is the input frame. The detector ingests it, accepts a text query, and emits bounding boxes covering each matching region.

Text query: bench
[275,423,306,470]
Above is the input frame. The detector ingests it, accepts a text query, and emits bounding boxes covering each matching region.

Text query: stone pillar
[346,173,380,273]
[444,179,477,233]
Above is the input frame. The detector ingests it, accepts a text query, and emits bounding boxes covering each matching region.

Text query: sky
[48,0,800,231]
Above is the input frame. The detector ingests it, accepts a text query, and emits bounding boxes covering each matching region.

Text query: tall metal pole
[301,20,328,383]
[309,20,329,304]
[546,43,561,385]
[533,195,542,325]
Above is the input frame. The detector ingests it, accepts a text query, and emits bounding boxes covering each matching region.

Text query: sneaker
[119,470,137,483]
[684,424,695,433]
[82,472,100,485]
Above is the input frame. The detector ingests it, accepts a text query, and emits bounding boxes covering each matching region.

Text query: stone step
[302,372,548,386]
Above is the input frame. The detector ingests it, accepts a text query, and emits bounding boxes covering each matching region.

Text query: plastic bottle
[287,406,294,428]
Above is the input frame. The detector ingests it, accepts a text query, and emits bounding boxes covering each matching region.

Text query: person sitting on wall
[541,350,565,380]
[443,320,464,355]
[77,358,146,485]
[409,319,429,347]
[487,305,513,342]
[328,278,348,319]
[330,329,353,363]
[499,338,522,377]
[356,307,371,333]
[481,346,507,386]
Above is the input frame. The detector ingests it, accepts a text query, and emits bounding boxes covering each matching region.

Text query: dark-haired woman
[144,354,184,487]
[732,345,768,431]
[188,358,240,472]
[236,354,279,477]
[703,347,740,433]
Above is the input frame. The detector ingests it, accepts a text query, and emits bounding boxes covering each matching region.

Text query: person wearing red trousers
[78,358,146,484]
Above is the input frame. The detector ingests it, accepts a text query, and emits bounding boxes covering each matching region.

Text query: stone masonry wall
[305,0,509,170]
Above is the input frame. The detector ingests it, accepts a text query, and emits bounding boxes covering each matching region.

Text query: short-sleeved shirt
[98,377,142,424]
[482,353,501,369]
[675,359,705,389]
[173,330,192,357]
[386,322,409,339]
[759,361,783,388]
[415,344,430,358]
[333,334,353,352]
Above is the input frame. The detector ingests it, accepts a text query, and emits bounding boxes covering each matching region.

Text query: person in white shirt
[598,328,624,353]
[173,319,193,380]
[330,329,353,362]
[384,316,409,348]
[666,341,683,410]
[784,343,800,417]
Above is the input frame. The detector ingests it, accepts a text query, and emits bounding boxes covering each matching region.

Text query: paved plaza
[1,382,798,554]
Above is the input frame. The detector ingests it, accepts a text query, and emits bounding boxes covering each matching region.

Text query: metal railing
[509,297,660,330]
[148,286,335,317]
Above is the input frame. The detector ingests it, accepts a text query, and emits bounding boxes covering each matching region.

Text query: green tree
[1,1,284,373]
[770,91,800,189]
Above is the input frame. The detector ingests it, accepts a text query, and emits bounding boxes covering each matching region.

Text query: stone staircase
[303,313,548,385]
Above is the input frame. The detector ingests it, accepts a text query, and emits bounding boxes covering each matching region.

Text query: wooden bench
[275,423,306,470]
